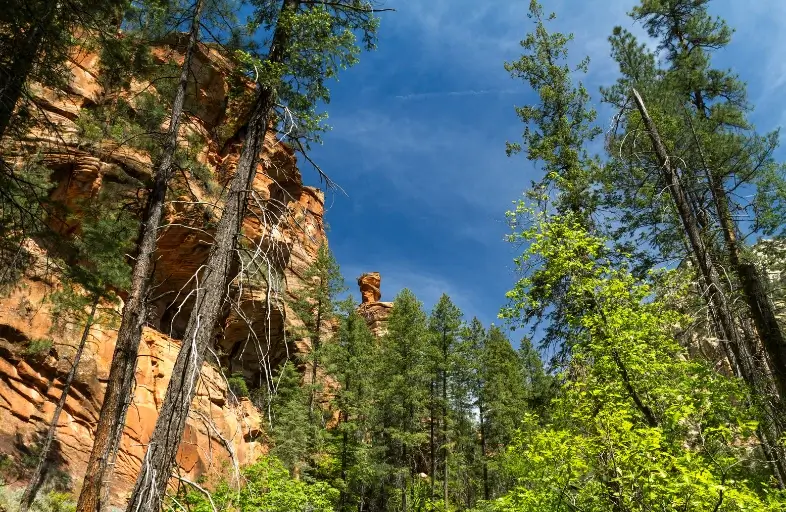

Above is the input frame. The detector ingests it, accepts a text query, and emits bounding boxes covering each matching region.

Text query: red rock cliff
[0,37,325,504]
[356,273,392,337]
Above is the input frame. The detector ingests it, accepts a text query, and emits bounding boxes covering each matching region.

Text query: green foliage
[322,299,382,508]
[0,488,77,512]
[227,373,250,399]
[493,213,782,511]
[180,456,337,512]
[504,0,601,219]
[254,360,313,475]
[23,338,53,359]
[242,0,380,148]
[290,243,346,344]
[0,158,54,291]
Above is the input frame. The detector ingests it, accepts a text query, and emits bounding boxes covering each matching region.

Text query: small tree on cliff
[19,198,135,512]
[289,242,345,424]
[125,3,385,512]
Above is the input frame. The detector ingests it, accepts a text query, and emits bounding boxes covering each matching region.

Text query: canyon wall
[0,36,325,504]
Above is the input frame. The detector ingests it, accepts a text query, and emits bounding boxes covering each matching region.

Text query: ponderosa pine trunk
[441,335,448,507]
[19,298,98,512]
[124,3,298,511]
[631,89,747,376]
[429,377,435,503]
[686,104,786,399]
[75,4,204,512]
[478,399,489,501]
[0,2,58,140]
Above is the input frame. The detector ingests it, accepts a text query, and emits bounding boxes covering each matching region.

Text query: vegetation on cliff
[2,0,786,511]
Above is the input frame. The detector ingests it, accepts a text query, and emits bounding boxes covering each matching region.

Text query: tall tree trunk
[478,399,489,501]
[124,4,298,511]
[441,339,448,507]
[401,444,408,512]
[429,378,435,504]
[686,110,786,399]
[19,298,98,512]
[75,5,204,511]
[631,89,747,378]
[0,2,58,141]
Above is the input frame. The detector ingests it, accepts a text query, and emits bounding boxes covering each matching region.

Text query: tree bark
[75,5,204,511]
[19,298,98,512]
[0,2,58,140]
[631,88,747,379]
[441,333,449,507]
[686,109,786,399]
[124,3,298,511]
[478,399,489,501]
[429,378,435,503]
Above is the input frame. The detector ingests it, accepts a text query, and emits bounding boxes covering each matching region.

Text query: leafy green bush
[0,489,76,512]
[178,456,337,512]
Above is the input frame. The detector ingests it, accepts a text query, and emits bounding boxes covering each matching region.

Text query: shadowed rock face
[356,273,392,337]
[0,37,325,504]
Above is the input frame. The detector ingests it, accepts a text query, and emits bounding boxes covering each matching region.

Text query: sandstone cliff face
[356,273,392,337]
[0,38,325,503]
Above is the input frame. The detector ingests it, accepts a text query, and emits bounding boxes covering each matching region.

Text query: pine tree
[459,317,489,502]
[264,360,312,477]
[376,289,430,512]
[427,294,462,508]
[126,3,383,510]
[289,243,345,424]
[323,299,379,511]
[479,325,528,497]
[19,197,136,512]
[75,3,210,510]
[517,337,553,415]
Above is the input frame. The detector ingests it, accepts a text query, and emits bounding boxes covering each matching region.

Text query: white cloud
[394,89,519,101]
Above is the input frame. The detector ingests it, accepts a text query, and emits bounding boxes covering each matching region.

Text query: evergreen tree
[456,317,488,505]
[517,337,554,415]
[126,3,383,510]
[479,325,528,498]
[19,197,136,512]
[323,300,380,511]
[427,294,463,508]
[264,360,312,477]
[290,243,346,423]
[75,2,213,509]
[501,0,603,364]
[376,289,430,512]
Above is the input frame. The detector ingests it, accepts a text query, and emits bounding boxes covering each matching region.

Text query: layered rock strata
[0,36,325,503]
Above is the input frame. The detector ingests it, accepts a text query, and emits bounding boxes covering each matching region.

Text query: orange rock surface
[358,272,382,303]
[0,36,325,504]
[355,273,392,337]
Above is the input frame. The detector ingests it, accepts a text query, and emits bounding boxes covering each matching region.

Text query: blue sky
[302,0,786,333]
